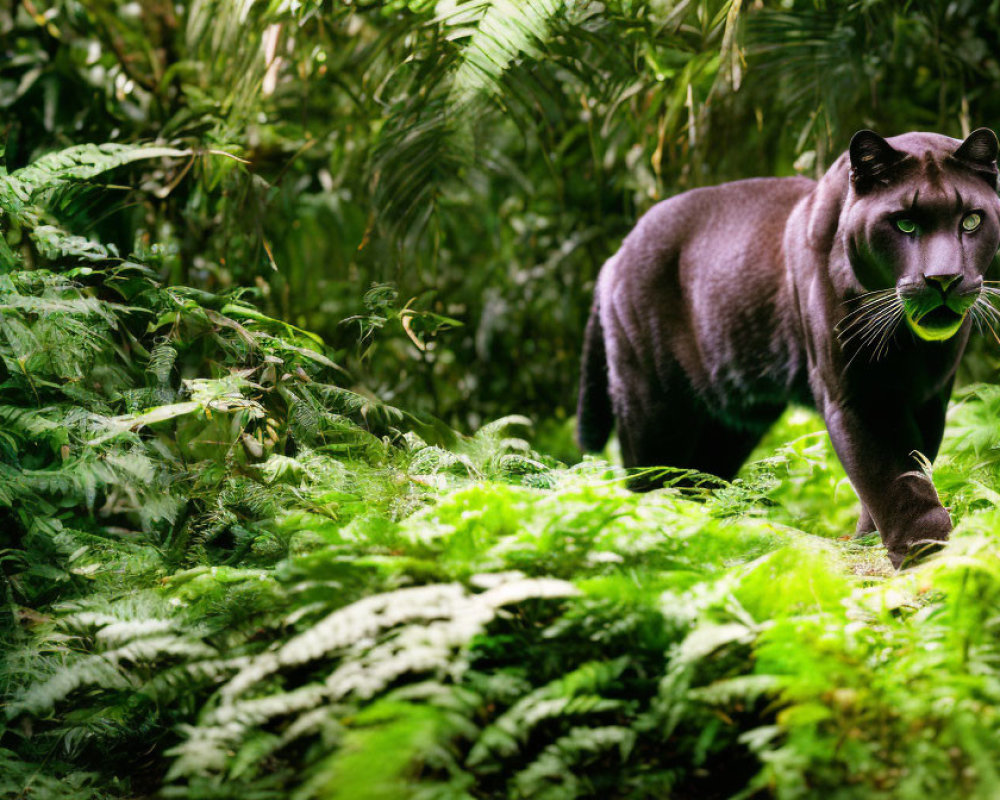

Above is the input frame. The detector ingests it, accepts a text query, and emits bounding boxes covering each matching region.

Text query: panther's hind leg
[854,505,877,538]
[619,400,779,490]
[614,375,708,492]
[687,415,781,483]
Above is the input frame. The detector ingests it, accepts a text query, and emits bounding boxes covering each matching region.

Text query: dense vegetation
[4,2,1000,798]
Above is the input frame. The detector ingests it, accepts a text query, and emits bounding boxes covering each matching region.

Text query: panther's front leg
[824,401,951,568]
[852,389,952,542]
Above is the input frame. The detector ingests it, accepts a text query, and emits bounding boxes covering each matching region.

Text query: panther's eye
[895,218,917,234]
[962,212,982,232]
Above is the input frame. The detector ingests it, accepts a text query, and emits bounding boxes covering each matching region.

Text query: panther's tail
[577,295,614,452]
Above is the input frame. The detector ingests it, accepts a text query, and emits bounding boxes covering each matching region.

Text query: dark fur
[579,129,1000,567]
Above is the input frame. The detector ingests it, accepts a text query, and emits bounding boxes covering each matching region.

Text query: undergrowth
[5,145,1000,800]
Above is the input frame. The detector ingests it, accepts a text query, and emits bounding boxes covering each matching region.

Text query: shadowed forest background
[6,2,1000,799]
[9,0,1000,443]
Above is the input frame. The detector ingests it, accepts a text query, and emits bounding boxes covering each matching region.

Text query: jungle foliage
[7,0,1000,428]
[4,1,1000,799]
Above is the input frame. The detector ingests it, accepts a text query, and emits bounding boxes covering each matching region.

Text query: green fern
[6,144,189,207]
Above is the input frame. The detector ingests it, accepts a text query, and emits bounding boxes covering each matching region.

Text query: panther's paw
[889,536,948,570]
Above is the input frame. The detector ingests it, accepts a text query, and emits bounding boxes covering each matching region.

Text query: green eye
[896,218,917,234]
[962,212,982,232]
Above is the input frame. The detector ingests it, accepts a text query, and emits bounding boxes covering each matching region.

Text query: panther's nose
[923,273,961,294]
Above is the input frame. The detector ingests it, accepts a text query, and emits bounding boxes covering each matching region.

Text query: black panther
[577,128,1000,567]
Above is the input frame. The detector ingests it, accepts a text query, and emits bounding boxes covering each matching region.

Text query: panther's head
[825,128,1000,351]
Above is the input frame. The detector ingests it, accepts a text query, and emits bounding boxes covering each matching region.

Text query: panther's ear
[952,128,999,188]
[849,130,905,192]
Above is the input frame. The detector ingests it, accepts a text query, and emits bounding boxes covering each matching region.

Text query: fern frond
[511,725,637,799]
[448,0,564,104]
[467,658,628,768]
[7,654,133,718]
[5,143,189,208]
[146,341,179,387]
[30,225,121,263]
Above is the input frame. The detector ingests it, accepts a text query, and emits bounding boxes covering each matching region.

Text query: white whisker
[839,290,905,372]
[837,292,898,326]
[872,309,904,361]
[839,303,903,347]
[969,303,985,334]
